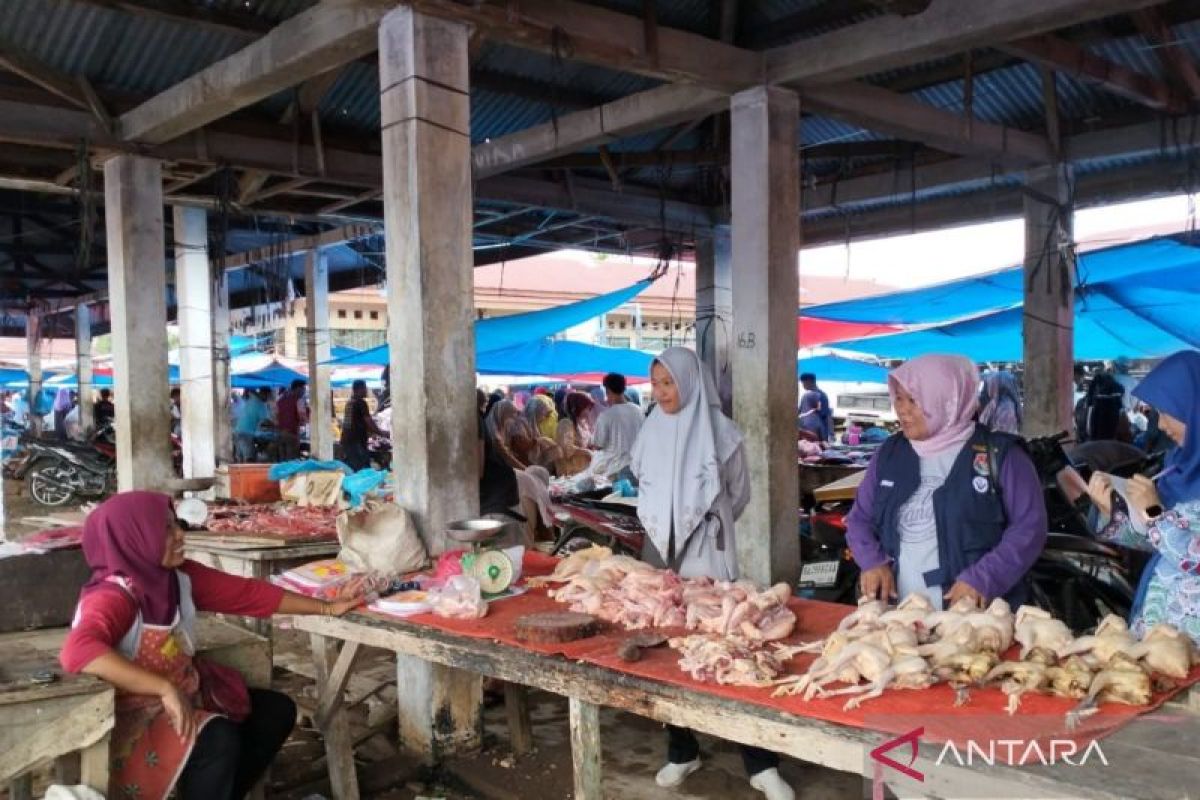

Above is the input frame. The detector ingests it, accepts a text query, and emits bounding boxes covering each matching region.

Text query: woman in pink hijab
[844,355,1047,611]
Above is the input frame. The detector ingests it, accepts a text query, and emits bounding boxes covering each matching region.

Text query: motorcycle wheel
[27,463,78,507]
[553,525,632,558]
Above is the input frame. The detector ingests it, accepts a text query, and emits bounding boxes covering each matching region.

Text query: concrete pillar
[76,303,93,434]
[379,7,481,763]
[104,155,172,491]
[305,249,333,460]
[174,205,216,479]
[25,314,42,435]
[1021,165,1075,437]
[212,266,233,466]
[695,226,733,407]
[730,86,801,588]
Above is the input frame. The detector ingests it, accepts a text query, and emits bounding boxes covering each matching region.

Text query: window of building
[607,336,631,349]
[369,310,379,320]
[354,310,363,320]
[337,309,347,319]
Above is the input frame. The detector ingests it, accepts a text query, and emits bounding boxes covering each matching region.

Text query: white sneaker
[654,758,702,788]
[749,768,795,800]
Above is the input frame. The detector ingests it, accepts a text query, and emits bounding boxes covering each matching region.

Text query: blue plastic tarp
[268,459,351,480]
[326,279,653,366]
[0,368,29,388]
[805,238,1200,325]
[796,355,889,384]
[477,339,656,378]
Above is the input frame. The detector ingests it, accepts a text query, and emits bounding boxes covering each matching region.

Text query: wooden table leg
[80,733,110,795]
[569,697,602,800]
[311,633,362,800]
[504,683,534,757]
[9,774,31,800]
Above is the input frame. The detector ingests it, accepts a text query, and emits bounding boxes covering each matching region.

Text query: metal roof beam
[0,42,112,130]
[765,0,1166,85]
[70,0,272,40]
[118,2,389,144]
[999,35,1189,113]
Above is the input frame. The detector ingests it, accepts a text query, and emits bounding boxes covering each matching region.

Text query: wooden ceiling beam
[70,0,271,40]
[1133,7,1200,100]
[0,43,111,129]
[765,0,1167,85]
[1000,34,1189,113]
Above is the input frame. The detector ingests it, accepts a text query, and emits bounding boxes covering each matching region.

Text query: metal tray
[446,518,505,543]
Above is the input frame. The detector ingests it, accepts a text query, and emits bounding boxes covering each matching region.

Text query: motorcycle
[15,423,117,507]
[797,432,1151,632]
[550,488,645,557]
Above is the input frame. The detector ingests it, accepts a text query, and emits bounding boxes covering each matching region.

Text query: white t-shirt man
[590,402,644,478]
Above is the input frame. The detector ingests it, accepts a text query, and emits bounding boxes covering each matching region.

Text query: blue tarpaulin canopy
[806,238,1200,326]
[326,279,653,366]
[0,368,29,388]
[797,355,889,384]
[477,339,655,378]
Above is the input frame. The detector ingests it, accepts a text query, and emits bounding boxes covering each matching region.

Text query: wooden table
[295,612,1200,800]
[812,469,867,504]
[0,618,269,799]
[798,463,865,508]
[186,535,340,637]
[0,628,113,798]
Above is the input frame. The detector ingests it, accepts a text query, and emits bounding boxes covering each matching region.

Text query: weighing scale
[446,518,516,594]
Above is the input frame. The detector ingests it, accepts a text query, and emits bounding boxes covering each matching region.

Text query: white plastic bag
[430,575,488,619]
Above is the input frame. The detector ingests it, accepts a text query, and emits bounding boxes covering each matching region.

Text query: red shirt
[60,560,284,674]
[276,392,305,434]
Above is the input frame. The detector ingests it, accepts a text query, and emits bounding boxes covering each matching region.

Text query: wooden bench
[1,616,270,797]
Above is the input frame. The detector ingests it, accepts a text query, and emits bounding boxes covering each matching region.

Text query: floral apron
[100,576,218,800]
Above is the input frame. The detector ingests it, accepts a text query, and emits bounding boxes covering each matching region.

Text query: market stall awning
[804,238,1200,326]
[798,317,900,347]
[796,355,889,384]
[477,339,656,380]
[325,279,654,366]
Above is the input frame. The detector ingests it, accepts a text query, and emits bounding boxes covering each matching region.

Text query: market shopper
[60,492,360,800]
[798,372,833,442]
[978,370,1023,435]
[1087,350,1200,643]
[52,387,73,441]
[233,388,272,463]
[846,354,1047,610]
[590,372,643,481]
[340,379,381,472]
[275,379,308,461]
[94,388,115,427]
[631,347,793,800]
[554,391,595,477]
[523,394,560,470]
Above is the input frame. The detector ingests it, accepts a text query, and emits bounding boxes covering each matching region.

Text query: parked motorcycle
[14,423,117,507]
[550,489,645,557]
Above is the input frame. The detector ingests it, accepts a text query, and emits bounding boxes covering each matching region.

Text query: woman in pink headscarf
[60,492,362,800]
[845,355,1047,611]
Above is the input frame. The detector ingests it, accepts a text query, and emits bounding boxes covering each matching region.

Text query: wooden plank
[79,734,109,795]
[765,0,1166,85]
[504,683,534,757]
[803,81,1051,167]
[569,696,602,800]
[119,3,389,144]
[317,641,364,730]
[0,687,115,783]
[1000,34,1187,113]
[310,632,361,800]
[812,469,867,503]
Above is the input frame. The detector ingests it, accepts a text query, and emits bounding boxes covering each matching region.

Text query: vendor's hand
[859,564,897,603]
[1127,474,1163,518]
[944,580,985,609]
[1087,472,1114,516]
[159,683,196,742]
[323,598,362,617]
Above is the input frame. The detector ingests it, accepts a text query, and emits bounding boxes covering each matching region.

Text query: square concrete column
[1021,165,1075,437]
[695,225,733,411]
[25,314,42,436]
[174,205,216,479]
[212,266,233,466]
[379,6,481,764]
[304,249,333,460]
[76,303,93,434]
[104,155,173,491]
[730,86,801,588]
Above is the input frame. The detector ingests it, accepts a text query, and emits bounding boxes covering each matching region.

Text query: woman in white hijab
[630,348,793,800]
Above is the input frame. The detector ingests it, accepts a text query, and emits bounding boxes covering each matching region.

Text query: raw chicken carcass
[823,655,935,711]
[670,635,783,687]
[983,647,1057,715]
[526,545,613,587]
[926,598,1015,653]
[1128,623,1198,680]
[1060,614,1137,665]
[780,639,893,701]
[932,650,999,706]
[878,593,938,638]
[1043,655,1095,700]
[1014,606,1073,659]
[1067,653,1152,730]
[837,598,886,633]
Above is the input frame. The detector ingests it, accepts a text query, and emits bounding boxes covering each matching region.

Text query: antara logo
[870,727,924,782]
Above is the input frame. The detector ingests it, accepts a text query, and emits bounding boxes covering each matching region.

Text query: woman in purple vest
[845,355,1047,610]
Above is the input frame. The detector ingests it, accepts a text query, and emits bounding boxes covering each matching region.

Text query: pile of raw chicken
[531,546,796,686]
[773,593,1199,725]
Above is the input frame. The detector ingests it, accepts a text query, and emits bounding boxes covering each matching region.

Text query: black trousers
[667,725,778,778]
[178,689,297,800]
[341,438,371,472]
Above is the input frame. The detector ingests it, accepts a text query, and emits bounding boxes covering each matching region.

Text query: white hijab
[631,348,742,561]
